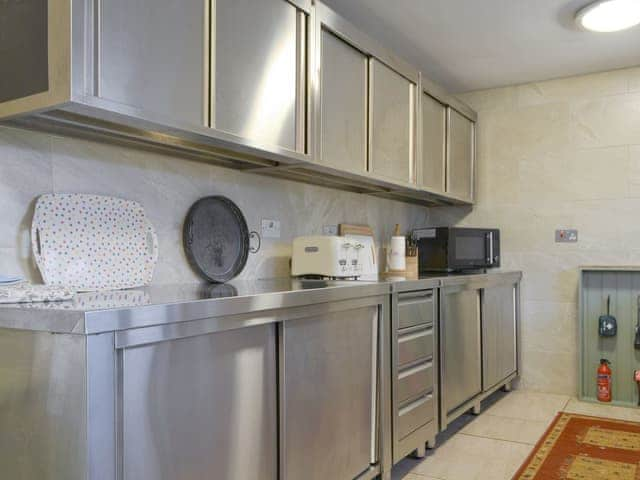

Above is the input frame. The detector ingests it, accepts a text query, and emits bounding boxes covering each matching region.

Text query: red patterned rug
[513,412,640,479]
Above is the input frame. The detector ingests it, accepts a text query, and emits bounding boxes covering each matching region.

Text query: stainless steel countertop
[0,271,522,335]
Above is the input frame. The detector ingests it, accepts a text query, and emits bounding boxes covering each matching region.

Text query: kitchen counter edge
[0,271,522,335]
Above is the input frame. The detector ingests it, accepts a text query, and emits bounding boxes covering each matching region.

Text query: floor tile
[460,413,550,445]
[483,390,570,422]
[409,434,532,480]
[393,473,442,480]
[563,398,640,422]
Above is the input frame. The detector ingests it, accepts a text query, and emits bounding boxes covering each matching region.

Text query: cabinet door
[214,0,304,152]
[283,306,377,480]
[447,108,475,202]
[318,29,368,173]
[420,93,446,193]
[440,287,482,414]
[482,284,517,390]
[120,325,278,480]
[99,0,206,126]
[370,59,415,184]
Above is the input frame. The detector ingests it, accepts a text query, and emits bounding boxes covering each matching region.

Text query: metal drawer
[398,291,434,329]
[397,360,434,404]
[398,326,434,367]
[397,393,435,440]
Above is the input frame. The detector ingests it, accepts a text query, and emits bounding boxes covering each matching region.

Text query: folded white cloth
[0,284,75,304]
[0,275,24,285]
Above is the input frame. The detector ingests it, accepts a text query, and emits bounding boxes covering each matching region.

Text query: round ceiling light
[576,0,640,32]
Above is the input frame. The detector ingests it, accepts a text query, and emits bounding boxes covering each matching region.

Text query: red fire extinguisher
[597,359,612,403]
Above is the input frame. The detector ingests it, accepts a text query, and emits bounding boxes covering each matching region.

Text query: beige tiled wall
[431,66,640,395]
[0,126,429,284]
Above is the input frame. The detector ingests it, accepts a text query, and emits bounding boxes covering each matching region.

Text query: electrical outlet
[322,225,338,236]
[555,229,578,243]
[261,219,281,239]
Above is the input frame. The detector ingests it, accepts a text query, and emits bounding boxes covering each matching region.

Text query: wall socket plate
[261,219,281,239]
[556,229,578,243]
[322,225,338,236]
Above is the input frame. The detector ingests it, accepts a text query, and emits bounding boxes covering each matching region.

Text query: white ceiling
[322,0,640,93]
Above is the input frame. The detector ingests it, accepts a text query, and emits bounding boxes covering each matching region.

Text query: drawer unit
[392,286,439,465]
[397,360,434,404]
[397,393,435,440]
[398,326,434,367]
[397,290,435,329]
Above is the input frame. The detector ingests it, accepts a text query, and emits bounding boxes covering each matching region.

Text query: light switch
[261,219,281,239]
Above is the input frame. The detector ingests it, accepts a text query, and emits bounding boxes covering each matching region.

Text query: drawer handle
[399,298,434,309]
[399,290,434,301]
[399,394,432,416]
[398,327,432,343]
[399,360,432,379]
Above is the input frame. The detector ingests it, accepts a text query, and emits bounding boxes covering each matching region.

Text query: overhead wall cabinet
[0,0,476,206]
[447,108,476,203]
[213,0,308,153]
[369,59,416,184]
[312,3,418,185]
[419,94,447,195]
[99,0,207,126]
[317,28,368,174]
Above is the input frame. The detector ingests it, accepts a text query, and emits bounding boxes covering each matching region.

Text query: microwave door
[451,231,487,268]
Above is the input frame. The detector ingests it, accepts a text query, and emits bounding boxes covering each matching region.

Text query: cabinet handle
[399,393,432,416]
[398,290,433,301]
[398,326,432,344]
[398,360,432,379]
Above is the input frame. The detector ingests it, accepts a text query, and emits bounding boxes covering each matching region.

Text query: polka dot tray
[31,193,159,291]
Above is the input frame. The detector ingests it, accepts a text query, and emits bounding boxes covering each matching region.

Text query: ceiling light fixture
[576,0,640,32]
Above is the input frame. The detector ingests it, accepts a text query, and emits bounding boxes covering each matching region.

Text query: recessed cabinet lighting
[576,0,640,32]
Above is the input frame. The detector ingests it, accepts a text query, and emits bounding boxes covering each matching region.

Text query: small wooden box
[404,256,419,278]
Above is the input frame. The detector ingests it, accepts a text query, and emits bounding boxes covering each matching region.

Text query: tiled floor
[391,390,640,480]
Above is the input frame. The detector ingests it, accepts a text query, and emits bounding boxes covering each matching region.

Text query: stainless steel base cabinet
[282,306,379,480]
[391,287,438,465]
[482,283,518,391]
[0,283,393,480]
[439,282,482,429]
[121,325,278,480]
[439,273,522,430]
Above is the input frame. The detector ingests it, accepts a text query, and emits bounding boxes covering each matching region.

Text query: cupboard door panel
[420,94,446,193]
[482,285,517,390]
[214,0,302,152]
[121,325,278,480]
[370,59,415,184]
[319,29,368,173]
[283,307,377,480]
[441,287,482,414]
[447,108,475,202]
[100,0,206,125]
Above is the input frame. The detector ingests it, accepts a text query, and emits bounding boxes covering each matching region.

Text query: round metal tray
[183,196,250,283]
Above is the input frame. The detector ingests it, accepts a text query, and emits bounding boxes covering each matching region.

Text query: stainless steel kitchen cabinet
[391,287,438,465]
[370,59,416,184]
[447,108,476,202]
[439,284,482,427]
[121,325,278,480]
[0,0,479,207]
[438,273,521,429]
[213,0,307,153]
[482,283,518,391]
[282,306,378,480]
[317,28,368,173]
[419,93,447,194]
[99,0,207,126]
